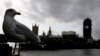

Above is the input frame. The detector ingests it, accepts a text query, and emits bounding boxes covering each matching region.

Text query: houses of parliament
[32,18,93,43]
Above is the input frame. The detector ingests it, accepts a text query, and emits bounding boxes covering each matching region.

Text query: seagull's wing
[3,24,26,42]
[15,21,41,43]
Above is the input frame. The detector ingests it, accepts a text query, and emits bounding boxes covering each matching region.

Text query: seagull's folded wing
[6,28,26,42]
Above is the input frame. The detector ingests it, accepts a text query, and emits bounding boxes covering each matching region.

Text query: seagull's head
[5,8,21,17]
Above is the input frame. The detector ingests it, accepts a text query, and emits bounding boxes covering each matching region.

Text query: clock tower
[83,18,92,42]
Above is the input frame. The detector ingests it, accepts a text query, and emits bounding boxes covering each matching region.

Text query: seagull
[3,8,42,55]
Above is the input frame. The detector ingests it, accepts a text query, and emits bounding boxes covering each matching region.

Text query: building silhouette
[62,31,77,42]
[47,27,52,37]
[83,18,92,42]
[42,31,46,37]
[32,24,39,35]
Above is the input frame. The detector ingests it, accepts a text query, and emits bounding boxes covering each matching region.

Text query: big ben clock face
[85,25,89,29]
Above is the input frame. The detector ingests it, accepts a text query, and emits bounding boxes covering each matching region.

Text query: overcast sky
[0,0,100,40]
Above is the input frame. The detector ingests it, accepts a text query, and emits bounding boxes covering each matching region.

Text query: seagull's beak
[15,12,21,15]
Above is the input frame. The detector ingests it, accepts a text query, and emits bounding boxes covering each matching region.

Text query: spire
[47,26,52,37]
[49,27,51,31]
[42,31,46,37]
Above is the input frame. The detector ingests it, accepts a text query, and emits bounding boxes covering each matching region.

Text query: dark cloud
[46,0,72,22]
[28,0,100,22]
[76,0,100,19]
[24,0,48,22]
[45,0,100,22]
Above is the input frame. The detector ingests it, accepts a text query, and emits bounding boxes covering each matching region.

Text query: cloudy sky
[0,0,100,40]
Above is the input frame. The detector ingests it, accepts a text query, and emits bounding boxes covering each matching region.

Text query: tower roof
[32,23,38,27]
[84,18,91,21]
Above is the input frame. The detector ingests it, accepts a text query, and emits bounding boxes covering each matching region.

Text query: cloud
[42,0,100,22]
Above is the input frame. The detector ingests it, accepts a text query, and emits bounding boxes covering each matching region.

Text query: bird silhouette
[3,8,42,55]
[3,8,41,43]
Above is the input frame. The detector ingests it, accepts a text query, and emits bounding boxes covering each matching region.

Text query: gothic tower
[32,24,39,35]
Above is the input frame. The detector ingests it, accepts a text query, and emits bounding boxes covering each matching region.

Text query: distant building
[32,24,39,35]
[83,18,93,42]
[62,31,77,42]
[47,27,52,37]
